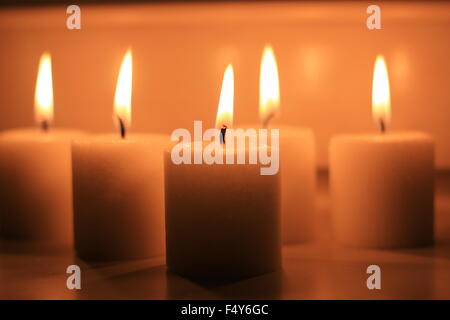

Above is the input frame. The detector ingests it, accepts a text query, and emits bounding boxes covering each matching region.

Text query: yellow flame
[372,55,391,130]
[34,52,53,125]
[259,45,280,127]
[215,64,234,129]
[114,49,133,128]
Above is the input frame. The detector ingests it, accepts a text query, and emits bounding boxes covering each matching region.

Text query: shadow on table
[394,244,450,261]
[69,253,283,299]
[0,239,71,256]
[67,255,167,299]
[166,269,283,299]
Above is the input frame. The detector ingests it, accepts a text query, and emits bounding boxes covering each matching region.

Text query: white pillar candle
[0,129,83,247]
[164,144,281,279]
[0,52,83,247]
[72,49,168,260]
[256,45,316,244]
[72,134,168,260]
[277,126,315,243]
[330,133,434,248]
[165,65,281,279]
[330,55,435,248]
[240,124,316,244]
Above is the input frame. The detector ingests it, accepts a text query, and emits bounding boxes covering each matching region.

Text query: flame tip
[263,44,274,51]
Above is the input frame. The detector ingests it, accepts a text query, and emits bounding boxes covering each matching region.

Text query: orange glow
[215,64,234,129]
[34,52,53,125]
[259,45,280,127]
[114,49,133,129]
[372,55,391,131]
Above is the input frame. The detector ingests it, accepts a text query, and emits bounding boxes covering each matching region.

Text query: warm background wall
[0,1,449,168]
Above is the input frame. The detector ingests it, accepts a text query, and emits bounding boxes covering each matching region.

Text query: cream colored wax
[278,126,315,243]
[0,128,83,247]
[242,125,316,243]
[72,134,168,261]
[330,132,434,248]
[164,143,281,280]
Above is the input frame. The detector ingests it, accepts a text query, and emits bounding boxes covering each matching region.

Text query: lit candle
[243,45,316,244]
[72,49,168,260]
[164,64,281,279]
[330,55,434,248]
[0,52,83,247]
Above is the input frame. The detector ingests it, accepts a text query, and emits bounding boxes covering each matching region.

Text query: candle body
[278,126,316,243]
[330,132,434,248]
[243,124,316,243]
[0,128,83,247]
[164,144,281,279]
[72,134,168,261]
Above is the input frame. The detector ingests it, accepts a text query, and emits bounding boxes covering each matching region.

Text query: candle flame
[215,64,234,129]
[114,49,133,131]
[34,52,54,126]
[372,55,391,132]
[259,45,280,127]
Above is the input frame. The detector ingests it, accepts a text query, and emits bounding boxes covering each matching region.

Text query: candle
[164,65,281,279]
[72,50,168,260]
[243,45,316,244]
[330,55,434,248]
[0,52,83,247]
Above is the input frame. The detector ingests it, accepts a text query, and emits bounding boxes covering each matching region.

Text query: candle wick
[379,119,386,134]
[40,120,49,133]
[262,113,275,129]
[118,117,126,139]
[220,125,227,144]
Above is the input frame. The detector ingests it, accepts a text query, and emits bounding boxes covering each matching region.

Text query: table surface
[1,171,449,300]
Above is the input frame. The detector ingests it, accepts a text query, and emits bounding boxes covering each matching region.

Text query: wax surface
[72,134,168,261]
[0,128,83,247]
[278,126,316,243]
[164,143,281,279]
[241,124,316,243]
[330,132,434,248]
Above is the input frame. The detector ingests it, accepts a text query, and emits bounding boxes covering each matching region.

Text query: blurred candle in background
[330,55,434,248]
[243,45,316,244]
[164,64,281,279]
[0,52,83,247]
[72,49,168,261]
